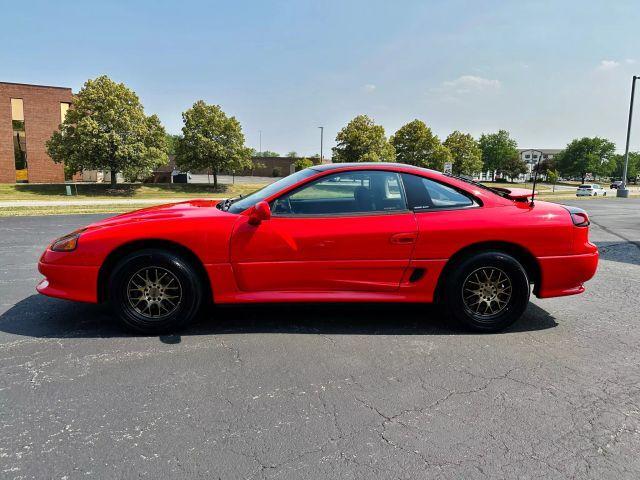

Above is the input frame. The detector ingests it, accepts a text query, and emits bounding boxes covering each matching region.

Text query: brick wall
[0,82,73,183]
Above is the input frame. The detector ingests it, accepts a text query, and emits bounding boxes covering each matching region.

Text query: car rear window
[401,174,476,210]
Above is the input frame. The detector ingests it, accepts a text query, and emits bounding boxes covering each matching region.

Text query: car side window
[401,174,476,211]
[272,170,407,216]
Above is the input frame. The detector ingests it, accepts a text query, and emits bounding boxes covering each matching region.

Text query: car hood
[84,199,231,230]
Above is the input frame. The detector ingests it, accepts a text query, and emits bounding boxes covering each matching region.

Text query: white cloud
[363,84,376,93]
[596,60,620,71]
[625,58,637,65]
[439,75,501,94]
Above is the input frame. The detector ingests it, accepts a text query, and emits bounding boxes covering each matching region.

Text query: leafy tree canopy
[294,157,314,171]
[612,152,640,180]
[287,151,298,158]
[547,169,559,184]
[165,134,182,156]
[443,131,483,175]
[47,75,168,186]
[332,115,395,163]
[501,154,528,180]
[175,100,252,188]
[478,130,519,180]
[391,119,449,170]
[252,150,280,157]
[555,137,616,183]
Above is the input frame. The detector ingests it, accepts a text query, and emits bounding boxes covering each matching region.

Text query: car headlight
[50,229,86,252]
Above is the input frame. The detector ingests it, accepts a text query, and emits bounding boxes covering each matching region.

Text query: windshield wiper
[218,194,244,211]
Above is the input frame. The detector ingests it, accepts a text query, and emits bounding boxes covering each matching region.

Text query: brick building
[0,82,72,183]
[240,157,298,177]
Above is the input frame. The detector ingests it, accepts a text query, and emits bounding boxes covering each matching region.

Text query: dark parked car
[610,181,623,189]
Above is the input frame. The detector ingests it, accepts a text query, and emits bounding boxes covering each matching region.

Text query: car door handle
[390,233,417,244]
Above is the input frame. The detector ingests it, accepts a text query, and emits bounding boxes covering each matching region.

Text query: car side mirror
[248,201,271,225]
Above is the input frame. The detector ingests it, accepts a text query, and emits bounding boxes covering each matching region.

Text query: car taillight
[562,205,590,227]
[570,212,590,226]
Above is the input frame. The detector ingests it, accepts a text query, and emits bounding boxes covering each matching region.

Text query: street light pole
[259,130,262,156]
[618,75,637,198]
[318,126,324,162]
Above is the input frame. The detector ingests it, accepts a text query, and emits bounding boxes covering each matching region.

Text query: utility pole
[318,126,324,162]
[259,130,262,156]
[617,75,637,198]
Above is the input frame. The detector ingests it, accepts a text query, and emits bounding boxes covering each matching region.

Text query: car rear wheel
[109,249,203,334]
[443,251,530,332]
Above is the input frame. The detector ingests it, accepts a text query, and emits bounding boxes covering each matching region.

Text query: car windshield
[579,185,592,188]
[224,169,317,213]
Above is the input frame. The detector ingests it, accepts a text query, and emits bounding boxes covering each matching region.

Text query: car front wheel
[443,251,530,332]
[108,249,204,334]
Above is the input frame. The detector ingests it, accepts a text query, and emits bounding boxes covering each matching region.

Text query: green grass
[0,182,266,201]
[0,204,155,217]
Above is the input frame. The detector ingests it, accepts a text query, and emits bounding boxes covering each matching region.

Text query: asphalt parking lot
[1,198,639,479]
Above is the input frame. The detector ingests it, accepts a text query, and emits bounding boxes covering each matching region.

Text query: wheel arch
[434,241,541,302]
[97,239,212,303]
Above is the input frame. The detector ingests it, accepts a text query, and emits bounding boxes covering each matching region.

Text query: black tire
[108,248,203,334]
[443,251,530,332]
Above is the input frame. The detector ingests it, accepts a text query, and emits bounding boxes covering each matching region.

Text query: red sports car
[37,163,598,333]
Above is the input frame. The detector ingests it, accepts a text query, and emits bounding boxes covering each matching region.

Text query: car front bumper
[37,260,99,303]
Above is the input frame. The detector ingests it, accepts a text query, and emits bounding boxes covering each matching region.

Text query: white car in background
[576,184,607,196]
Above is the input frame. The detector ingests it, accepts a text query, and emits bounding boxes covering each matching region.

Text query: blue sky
[2,0,640,155]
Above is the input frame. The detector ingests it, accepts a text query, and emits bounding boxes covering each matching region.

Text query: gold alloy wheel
[126,266,183,319]
[462,267,513,317]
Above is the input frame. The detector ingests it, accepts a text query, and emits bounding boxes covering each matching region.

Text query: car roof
[310,162,440,175]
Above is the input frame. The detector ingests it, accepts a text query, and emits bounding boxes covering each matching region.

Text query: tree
[165,134,182,155]
[478,130,519,181]
[390,119,448,170]
[175,100,252,189]
[252,150,280,157]
[443,131,483,176]
[547,169,559,192]
[332,115,395,163]
[47,75,168,188]
[294,157,314,171]
[250,161,266,175]
[501,154,528,181]
[555,137,616,184]
[534,156,556,177]
[287,151,298,158]
[613,152,640,181]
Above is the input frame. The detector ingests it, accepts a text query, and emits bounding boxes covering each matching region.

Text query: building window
[60,102,71,123]
[525,154,531,159]
[11,98,28,183]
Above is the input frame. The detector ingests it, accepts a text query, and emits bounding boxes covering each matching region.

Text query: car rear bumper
[37,261,99,303]
[536,251,599,298]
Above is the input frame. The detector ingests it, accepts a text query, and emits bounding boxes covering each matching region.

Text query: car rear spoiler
[489,187,537,201]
